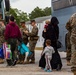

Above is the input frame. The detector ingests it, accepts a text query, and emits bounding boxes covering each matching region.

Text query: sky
[10,0,51,14]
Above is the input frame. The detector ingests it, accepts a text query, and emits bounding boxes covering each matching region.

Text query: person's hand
[5,42,8,44]
[0,22,5,27]
[2,23,5,27]
[23,30,28,34]
[41,52,43,56]
[44,29,46,32]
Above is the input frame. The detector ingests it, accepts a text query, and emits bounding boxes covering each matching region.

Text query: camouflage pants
[70,43,76,67]
[19,54,25,62]
[27,40,37,61]
[66,48,71,61]
[66,32,71,61]
[70,43,76,72]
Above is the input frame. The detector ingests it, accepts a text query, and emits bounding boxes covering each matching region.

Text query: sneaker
[46,70,52,72]
[67,61,71,66]
[44,68,47,71]
[73,71,76,75]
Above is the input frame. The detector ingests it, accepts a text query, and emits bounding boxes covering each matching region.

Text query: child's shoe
[46,69,52,72]
[44,68,47,71]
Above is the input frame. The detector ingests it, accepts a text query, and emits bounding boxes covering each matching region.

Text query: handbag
[0,47,4,59]
[57,41,62,49]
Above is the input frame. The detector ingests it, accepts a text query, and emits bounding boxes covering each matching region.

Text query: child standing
[41,39,55,72]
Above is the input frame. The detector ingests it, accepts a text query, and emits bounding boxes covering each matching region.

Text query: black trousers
[6,38,17,66]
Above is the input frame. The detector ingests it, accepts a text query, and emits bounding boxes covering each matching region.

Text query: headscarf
[50,17,59,26]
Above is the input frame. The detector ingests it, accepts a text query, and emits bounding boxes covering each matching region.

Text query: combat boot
[73,71,76,75]
[17,60,21,64]
[67,61,71,66]
[30,60,35,64]
[24,60,30,64]
[0,59,4,64]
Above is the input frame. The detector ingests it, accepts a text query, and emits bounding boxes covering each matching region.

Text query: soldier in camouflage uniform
[0,20,5,63]
[24,20,39,64]
[20,21,29,45]
[66,13,76,75]
[66,22,71,66]
[18,21,29,64]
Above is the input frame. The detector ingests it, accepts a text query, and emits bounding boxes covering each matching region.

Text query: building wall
[52,6,76,51]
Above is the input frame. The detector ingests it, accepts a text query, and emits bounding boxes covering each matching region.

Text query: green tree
[29,7,46,20]
[9,8,20,25]
[44,7,51,16]
[29,7,51,20]
[6,8,29,26]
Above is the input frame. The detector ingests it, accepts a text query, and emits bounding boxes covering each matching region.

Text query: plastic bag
[3,43,12,59]
[0,47,4,59]
[18,42,30,55]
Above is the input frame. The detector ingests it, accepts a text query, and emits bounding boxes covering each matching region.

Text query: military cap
[20,20,25,23]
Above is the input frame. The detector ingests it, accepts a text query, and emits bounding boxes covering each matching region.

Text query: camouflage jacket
[70,25,76,44]
[20,27,29,39]
[0,25,5,47]
[69,13,76,44]
[28,26,38,40]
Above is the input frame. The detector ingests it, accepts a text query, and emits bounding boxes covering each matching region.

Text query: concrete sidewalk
[0,50,73,75]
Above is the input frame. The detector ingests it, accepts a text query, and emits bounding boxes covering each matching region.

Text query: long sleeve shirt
[42,46,55,57]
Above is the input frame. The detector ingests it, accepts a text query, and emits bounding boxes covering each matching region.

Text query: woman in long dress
[39,17,62,70]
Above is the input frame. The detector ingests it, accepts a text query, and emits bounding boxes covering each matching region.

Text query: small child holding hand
[41,39,55,72]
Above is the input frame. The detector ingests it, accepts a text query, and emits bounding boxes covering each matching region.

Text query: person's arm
[18,27,22,38]
[52,47,55,53]
[18,27,22,43]
[55,25,59,39]
[70,27,76,44]
[24,27,38,37]
[42,30,47,38]
[26,28,29,32]
[41,47,47,55]
[23,28,29,36]
[28,27,38,37]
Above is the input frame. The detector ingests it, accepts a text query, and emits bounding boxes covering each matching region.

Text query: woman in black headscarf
[42,17,59,51]
[39,17,62,70]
